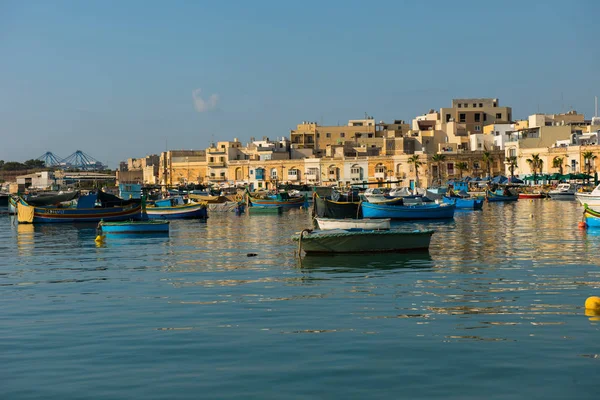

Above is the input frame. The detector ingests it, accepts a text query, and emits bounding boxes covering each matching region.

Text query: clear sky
[1,0,598,167]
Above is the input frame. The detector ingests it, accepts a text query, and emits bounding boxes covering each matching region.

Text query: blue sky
[1,0,598,167]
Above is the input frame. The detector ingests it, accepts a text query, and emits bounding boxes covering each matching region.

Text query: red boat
[518,192,545,199]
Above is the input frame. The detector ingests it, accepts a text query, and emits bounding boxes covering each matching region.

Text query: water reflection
[298,252,433,274]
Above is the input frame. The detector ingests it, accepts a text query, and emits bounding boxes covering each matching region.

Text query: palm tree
[582,151,597,180]
[482,151,493,177]
[456,162,468,179]
[407,155,422,188]
[552,156,564,175]
[507,156,517,179]
[526,153,543,184]
[431,154,446,183]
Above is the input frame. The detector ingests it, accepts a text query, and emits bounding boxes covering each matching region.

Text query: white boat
[362,188,391,203]
[315,217,391,230]
[548,183,577,200]
[576,183,600,206]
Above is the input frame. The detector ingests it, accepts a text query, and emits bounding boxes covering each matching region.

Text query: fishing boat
[97,219,170,234]
[248,205,282,214]
[582,204,600,227]
[548,183,577,200]
[518,192,545,199]
[144,202,208,220]
[313,193,361,219]
[442,196,484,210]
[246,190,306,209]
[576,183,600,206]
[292,228,434,254]
[315,217,391,230]
[361,202,455,220]
[485,189,519,202]
[16,191,142,223]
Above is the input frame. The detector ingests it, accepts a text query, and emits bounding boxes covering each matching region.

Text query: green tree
[24,159,45,169]
[582,151,597,180]
[407,155,422,188]
[552,156,564,175]
[507,156,518,179]
[1,161,25,171]
[526,154,543,184]
[482,151,494,177]
[456,162,468,179]
[431,154,446,183]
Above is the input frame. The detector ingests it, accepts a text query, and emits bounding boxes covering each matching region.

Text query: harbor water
[1,200,599,399]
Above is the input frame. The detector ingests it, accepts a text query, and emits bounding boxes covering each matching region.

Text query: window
[496,113,502,119]
[340,132,345,138]
[271,169,277,179]
[474,113,481,122]
[316,133,320,138]
[220,157,224,162]
[329,168,336,175]
[446,114,451,122]
[368,133,373,138]
[220,172,225,177]
[473,103,477,108]
[478,143,483,149]
[493,102,497,107]
[308,168,319,175]
[447,163,454,175]
[220,144,225,149]
[209,157,214,162]
[210,172,215,177]
[351,167,361,174]
[458,104,462,108]
[495,131,500,136]
[473,162,481,169]
[479,103,483,107]
[463,103,468,108]
[375,165,385,173]
[288,169,298,176]
[459,113,466,123]
[326,133,331,138]
[474,125,481,131]
[483,113,487,122]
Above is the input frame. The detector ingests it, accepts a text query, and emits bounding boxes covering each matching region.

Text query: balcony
[287,174,299,181]
[208,176,227,181]
[374,172,386,179]
[305,173,318,180]
[208,162,227,168]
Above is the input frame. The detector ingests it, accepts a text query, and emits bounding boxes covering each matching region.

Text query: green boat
[248,206,282,214]
[292,228,434,254]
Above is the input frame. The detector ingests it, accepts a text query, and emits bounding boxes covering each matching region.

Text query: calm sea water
[1,200,599,399]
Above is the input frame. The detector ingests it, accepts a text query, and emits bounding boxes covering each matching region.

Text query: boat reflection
[298,251,433,273]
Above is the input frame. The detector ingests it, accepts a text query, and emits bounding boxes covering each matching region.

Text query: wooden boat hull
[145,203,208,219]
[248,206,282,214]
[316,218,391,230]
[99,220,169,234]
[518,193,544,199]
[442,196,484,210]
[313,195,361,219]
[17,198,143,223]
[583,204,600,227]
[486,191,518,202]
[292,229,434,254]
[361,202,455,220]
[248,197,306,208]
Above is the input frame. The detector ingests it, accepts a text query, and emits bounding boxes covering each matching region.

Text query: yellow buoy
[585,296,600,311]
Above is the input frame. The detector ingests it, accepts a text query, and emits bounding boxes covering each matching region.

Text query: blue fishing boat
[246,190,307,209]
[485,190,518,202]
[583,204,600,228]
[442,196,484,210]
[144,202,208,220]
[98,220,169,234]
[16,191,142,223]
[361,202,455,220]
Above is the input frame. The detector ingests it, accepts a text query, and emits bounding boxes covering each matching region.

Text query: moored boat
[98,219,170,234]
[16,191,142,223]
[361,202,455,220]
[292,228,434,254]
[246,190,306,209]
[575,183,600,206]
[313,193,361,219]
[442,196,484,210]
[315,217,391,230]
[518,192,545,199]
[582,204,600,227]
[485,190,519,202]
[548,183,577,200]
[144,202,208,219]
[248,205,282,214]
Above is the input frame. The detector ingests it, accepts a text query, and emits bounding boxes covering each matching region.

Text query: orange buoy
[585,296,600,310]
[578,221,587,229]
